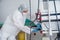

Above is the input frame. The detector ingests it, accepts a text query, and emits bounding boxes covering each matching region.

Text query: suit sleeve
[12,10,33,34]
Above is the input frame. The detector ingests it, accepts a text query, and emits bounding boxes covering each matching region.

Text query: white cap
[18,4,28,13]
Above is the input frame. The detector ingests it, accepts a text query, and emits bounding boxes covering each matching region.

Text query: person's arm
[12,10,33,34]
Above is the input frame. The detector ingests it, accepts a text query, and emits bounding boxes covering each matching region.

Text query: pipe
[29,0,32,40]
[47,0,52,40]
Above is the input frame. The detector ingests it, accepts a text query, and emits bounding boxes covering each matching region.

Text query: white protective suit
[0,9,33,40]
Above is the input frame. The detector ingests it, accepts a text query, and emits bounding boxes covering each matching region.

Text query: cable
[43,23,49,29]
[29,0,32,40]
[38,0,40,11]
[29,0,31,20]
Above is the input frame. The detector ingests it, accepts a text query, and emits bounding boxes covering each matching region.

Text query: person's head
[18,4,28,14]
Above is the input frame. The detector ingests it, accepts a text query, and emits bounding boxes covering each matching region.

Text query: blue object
[32,22,42,32]
[36,22,42,30]
[32,28,39,32]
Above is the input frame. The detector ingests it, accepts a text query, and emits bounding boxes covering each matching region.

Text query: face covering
[23,12,28,18]
[22,12,28,24]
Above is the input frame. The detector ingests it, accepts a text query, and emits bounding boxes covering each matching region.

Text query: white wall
[0,0,27,22]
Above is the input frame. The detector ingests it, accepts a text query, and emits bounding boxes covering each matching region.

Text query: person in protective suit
[0,4,41,40]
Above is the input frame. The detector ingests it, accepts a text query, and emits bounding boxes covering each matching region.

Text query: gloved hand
[32,22,42,32]
[36,22,42,30]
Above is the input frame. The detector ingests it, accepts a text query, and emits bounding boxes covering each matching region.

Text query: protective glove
[32,22,42,32]
[36,22,42,30]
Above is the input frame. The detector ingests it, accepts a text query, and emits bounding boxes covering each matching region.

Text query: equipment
[24,18,42,32]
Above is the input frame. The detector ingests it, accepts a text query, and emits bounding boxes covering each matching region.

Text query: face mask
[23,12,28,18]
